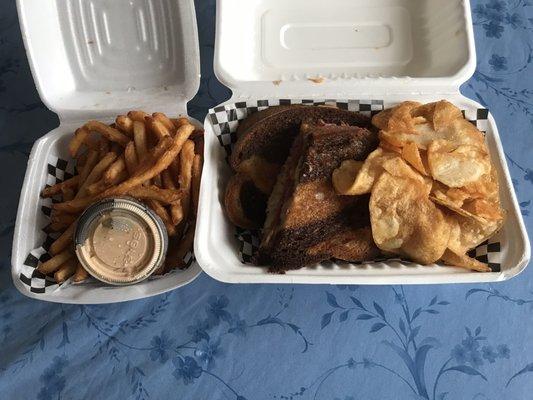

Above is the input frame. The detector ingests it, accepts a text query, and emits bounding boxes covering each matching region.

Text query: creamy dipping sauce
[75,198,167,285]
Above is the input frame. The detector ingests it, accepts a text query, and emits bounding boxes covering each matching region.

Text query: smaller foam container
[13,0,202,303]
[195,0,530,285]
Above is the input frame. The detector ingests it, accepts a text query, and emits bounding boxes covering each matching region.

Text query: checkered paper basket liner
[208,99,501,272]
[20,156,195,294]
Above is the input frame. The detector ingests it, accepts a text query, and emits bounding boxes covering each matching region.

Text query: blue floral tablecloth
[1,1,532,399]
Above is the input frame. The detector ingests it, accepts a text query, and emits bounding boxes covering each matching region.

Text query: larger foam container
[194,0,530,284]
[13,0,202,303]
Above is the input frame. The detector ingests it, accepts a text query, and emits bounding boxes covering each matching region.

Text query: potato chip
[353,100,504,270]
[401,141,427,175]
[432,100,463,131]
[381,156,431,194]
[379,139,402,154]
[462,198,503,221]
[447,213,503,254]
[332,160,363,194]
[440,249,491,272]
[372,101,421,131]
[370,171,449,264]
[430,195,486,223]
[427,140,491,187]
[332,148,396,195]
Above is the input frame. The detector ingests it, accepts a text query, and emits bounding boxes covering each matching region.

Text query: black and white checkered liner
[20,157,194,294]
[208,99,502,272]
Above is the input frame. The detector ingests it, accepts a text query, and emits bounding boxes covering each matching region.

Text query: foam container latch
[12,0,531,304]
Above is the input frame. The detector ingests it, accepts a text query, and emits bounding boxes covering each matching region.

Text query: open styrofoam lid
[18,0,200,119]
[215,0,476,95]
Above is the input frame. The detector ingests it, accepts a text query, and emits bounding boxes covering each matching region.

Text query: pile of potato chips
[332,100,504,272]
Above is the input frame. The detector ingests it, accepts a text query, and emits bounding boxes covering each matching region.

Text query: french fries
[127,110,149,122]
[49,221,76,255]
[85,121,131,146]
[39,111,203,283]
[162,169,183,225]
[178,140,195,221]
[153,112,175,131]
[115,115,134,135]
[39,249,74,275]
[76,152,117,198]
[41,175,80,198]
[103,156,127,184]
[54,258,78,284]
[191,154,203,217]
[73,262,89,283]
[79,150,99,187]
[146,116,171,140]
[69,127,90,157]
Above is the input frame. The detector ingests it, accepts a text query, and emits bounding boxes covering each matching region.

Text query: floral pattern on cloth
[1,1,533,399]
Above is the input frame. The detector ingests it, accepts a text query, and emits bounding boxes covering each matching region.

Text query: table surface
[1,1,533,399]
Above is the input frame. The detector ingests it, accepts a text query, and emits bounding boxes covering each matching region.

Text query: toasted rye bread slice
[225,105,372,229]
[258,122,379,272]
[230,105,371,170]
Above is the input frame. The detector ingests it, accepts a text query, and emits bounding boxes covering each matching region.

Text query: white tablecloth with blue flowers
[1,1,532,399]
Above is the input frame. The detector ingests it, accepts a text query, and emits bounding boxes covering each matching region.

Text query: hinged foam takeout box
[194,0,530,285]
[12,0,531,304]
[13,0,202,303]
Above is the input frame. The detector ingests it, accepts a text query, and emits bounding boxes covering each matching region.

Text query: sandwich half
[258,121,381,272]
[225,105,372,229]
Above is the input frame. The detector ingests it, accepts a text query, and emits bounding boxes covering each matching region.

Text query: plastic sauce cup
[74,198,168,285]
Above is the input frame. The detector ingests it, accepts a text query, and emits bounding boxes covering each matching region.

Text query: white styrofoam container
[194,0,530,285]
[12,0,202,303]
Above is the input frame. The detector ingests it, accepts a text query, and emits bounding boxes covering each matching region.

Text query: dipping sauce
[74,198,168,285]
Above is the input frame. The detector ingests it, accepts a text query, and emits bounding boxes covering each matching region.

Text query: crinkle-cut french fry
[152,112,175,131]
[49,221,76,255]
[54,258,78,283]
[191,154,203,218]
[53,125,194,213]
[39,249,74,275]
[73,262,89,283]
[127,110,149,122]
[115,115,134,136]
[178,139,195,221]
[146,116,171,140]
[146,199,176,236]
[124,141,138,176]
[133,120,149,162]
[76,152,118,198]
[85,120,130,146]
[41,175,80,198]
[103,156,126,184]
[69,127,90,157]
[165,223,195,271]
